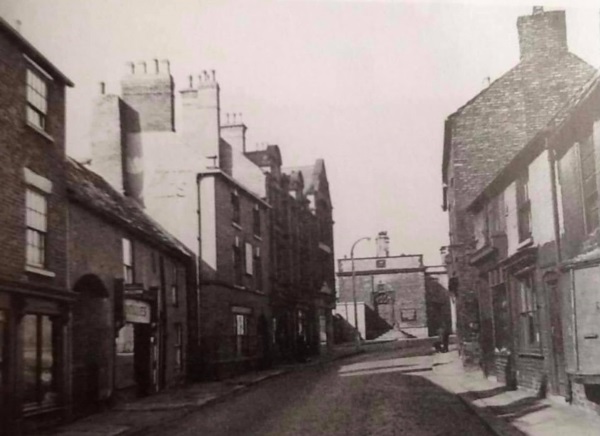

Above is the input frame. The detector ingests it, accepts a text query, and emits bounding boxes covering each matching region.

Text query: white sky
[2,0,599,264]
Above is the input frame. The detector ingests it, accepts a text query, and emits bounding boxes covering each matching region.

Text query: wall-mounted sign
[374,292,391,305]
[124,299,151,324]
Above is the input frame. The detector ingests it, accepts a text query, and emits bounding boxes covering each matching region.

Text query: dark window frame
[25,188,48,268]
[26,68,48,131]
[516,169,531,242]
[579,135,599,234]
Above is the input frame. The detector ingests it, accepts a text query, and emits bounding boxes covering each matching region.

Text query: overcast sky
[2,0,599,264]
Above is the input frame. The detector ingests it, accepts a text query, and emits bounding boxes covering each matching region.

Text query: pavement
[41,346,364,436]
[41,343,600,436]
[423,349,600,436]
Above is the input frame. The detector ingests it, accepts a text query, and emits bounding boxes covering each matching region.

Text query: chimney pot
[211,70,216,81]
[203,70,210,81]
[188,75,193,88]
[126,62,135,74]
[99,82,106,95]
[137,61,147,74]
[532,6,544,15]
[153,59,160,74]
[160,59,170,74]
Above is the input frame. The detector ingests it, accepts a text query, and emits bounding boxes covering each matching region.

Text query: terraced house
[441,7,596,369]
[90,62,335,378]
[0,17,74,435]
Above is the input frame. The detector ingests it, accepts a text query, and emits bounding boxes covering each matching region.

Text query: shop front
[0,284,73,435]
[114,285,157,398]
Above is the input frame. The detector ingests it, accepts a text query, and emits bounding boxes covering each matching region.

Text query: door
[547,277,567,396]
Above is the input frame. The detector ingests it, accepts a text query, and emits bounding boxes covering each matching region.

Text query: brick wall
[0,29,68,288]
[69,201,189,396]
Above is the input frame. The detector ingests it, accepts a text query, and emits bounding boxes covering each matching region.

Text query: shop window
[489,268,509,351]
[26,188,47,268]
[22,314,59,407]
[174,323,183,371]
[579,136,599,234]
[517,274,540,349]
[115,324,134,355]
[122,238,134,284]
[516,169,531,242]
[234,313,248,357]
[26,68,48,131]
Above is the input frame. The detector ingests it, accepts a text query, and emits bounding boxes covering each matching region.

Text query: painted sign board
[124,299,151,324]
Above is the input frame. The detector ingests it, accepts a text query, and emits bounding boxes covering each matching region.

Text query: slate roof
[443,51,596,207]
[65,158,192,258]
[468,71,600,211]
[244,145,282,169]
[284,159,326,195]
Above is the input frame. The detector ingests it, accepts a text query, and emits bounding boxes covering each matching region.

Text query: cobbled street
[144,346,493,436]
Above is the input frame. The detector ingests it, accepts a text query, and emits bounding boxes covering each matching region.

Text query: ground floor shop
[0,283,73,436]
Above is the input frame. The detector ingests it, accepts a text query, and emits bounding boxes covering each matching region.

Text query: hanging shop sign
[124,299,151,324]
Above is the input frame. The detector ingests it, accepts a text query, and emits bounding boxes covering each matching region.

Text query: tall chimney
[220,113,247,153]
[180,70,221,170]
[517,7,567,60]
[376,231,390,258]
[120,59,174,132]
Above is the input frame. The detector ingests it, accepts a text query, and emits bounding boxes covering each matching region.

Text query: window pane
[40,316,57,404]
[23,314,39,404]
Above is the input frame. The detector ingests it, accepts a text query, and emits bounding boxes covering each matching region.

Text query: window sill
[253,234,262,241]
[232,222,242,231]
[25,265,56,278]
[517,350,544,359]
[517,237,533,251]
[26,122,55,143]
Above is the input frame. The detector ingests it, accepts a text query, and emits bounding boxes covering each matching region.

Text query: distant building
[441,7,596,367]
[0,17,74,435]
[336,232,450,340]
[66,158,194,413]
[90,62,334,377]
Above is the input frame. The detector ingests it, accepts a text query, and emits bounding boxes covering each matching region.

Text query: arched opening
[72,274,111,416]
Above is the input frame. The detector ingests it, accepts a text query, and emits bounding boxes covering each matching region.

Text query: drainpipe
[548,142,562,264]
[196,173,204,376]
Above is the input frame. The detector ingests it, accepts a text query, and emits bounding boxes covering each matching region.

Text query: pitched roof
[443,51,596,206]
[65,158,192,258]
[0,16,74,86]
[284,159,327,195]
[468,71,600,211]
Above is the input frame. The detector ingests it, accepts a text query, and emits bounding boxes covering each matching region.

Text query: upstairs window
[516,169,531,242]
[580,136,599,234]
[231,190,240,225]
[233,238,243,286]
[122,238,134,284]
[254,247,263,291]
[26,189,47,268]
[253,204,261,236]
[171,265,179,306]
[174,323,183,371]
[26,69,48,131]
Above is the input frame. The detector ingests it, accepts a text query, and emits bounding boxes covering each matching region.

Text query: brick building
[441,7,596,367]
[336,232,450,340]
[66,158,194,414]
[0,17,74,435]
[465,66,600,412]
[90,63,334,377]
[244,150,336,360]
